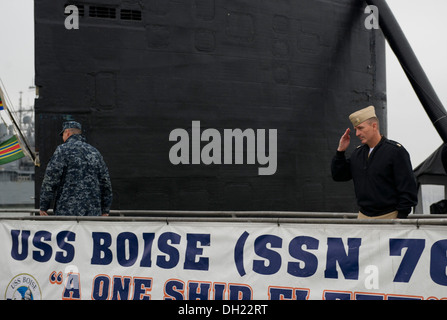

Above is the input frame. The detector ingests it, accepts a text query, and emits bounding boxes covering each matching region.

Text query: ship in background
[33,0,387,213]
[0,88,35,208]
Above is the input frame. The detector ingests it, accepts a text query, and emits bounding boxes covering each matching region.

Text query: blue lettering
[133,278,152,300]
[184,234,210,271]
[32,231,52,262]
[92,275,110,300]
[164,279,185,300]
[229,284,252,300]
[157,232,181,269]
[253,235,282,275]
[387,295,422,300]
[269,287,293,300]
[91,275,153,300]
[11,230,76,263]
[288,236,319,277]
[213,283,226,300]
[140,233,155,267]
[430,239,447,286]
[292,289,309,300]
[91,232,113,265]
[325,237,361,280]
[11,230,30,261]
[269,287,309,300]
[63,273,81,300]
[355,293,384,300]
[55,231,76,263]
[90,231,212,269]
[188,282,211,300]
[389,238,425,282]
[112,276,131,300]
[116,232,138,267]
[323,291,351,300]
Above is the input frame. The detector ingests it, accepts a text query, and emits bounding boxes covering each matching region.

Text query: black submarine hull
[34,0,386,212]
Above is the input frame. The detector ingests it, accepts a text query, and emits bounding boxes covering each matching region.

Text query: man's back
[40,134,112,216]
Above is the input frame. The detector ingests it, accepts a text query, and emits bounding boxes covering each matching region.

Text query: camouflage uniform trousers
[40,134,113,216]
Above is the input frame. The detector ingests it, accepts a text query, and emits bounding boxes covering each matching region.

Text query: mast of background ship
[365,0,447,142]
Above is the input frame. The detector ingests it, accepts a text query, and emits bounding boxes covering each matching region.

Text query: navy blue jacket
[331,137,418,218]
[40,134,113,216]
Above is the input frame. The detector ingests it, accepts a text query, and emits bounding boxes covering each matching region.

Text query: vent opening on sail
[120,9,142,21]
[89,6,116,19]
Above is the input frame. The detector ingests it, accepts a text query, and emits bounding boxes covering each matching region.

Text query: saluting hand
[337,128,351,152]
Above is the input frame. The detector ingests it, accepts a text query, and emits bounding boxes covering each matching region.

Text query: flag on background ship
[0,95,4,110]
[0,135,25,165]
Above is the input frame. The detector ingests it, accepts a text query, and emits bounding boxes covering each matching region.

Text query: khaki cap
[349,106,376,127]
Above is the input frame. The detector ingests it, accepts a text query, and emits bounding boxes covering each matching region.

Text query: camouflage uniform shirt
[40,134,113,216]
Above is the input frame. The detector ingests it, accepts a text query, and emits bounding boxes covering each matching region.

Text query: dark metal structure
[34,0,386,212]
[365,0,447,143]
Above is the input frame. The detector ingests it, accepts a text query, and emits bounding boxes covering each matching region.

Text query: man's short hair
[365,117,380,130]
[67,128,82,135]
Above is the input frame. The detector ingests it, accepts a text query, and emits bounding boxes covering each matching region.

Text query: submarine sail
[34,0,386,212]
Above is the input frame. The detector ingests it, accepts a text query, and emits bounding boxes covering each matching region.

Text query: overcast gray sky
[386,0,446,167]
[0,0,446,167]
[0,1,35,112]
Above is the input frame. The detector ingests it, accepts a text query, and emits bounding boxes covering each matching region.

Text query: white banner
[1,219,446,300]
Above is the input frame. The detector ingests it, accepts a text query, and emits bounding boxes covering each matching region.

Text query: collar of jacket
[359,135,386,151]
[65,134,85,143]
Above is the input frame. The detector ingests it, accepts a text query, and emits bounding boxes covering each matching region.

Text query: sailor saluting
[331,106,418,219]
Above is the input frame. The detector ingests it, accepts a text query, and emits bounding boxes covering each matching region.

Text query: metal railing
[0,208,446,226]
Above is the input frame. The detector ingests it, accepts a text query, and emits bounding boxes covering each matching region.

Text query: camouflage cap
[59,121,82,136]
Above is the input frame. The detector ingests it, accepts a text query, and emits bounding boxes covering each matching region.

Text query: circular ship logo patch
[5,274,42,300]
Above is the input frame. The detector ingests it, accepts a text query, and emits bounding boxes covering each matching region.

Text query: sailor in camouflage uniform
[39,121,113,216]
